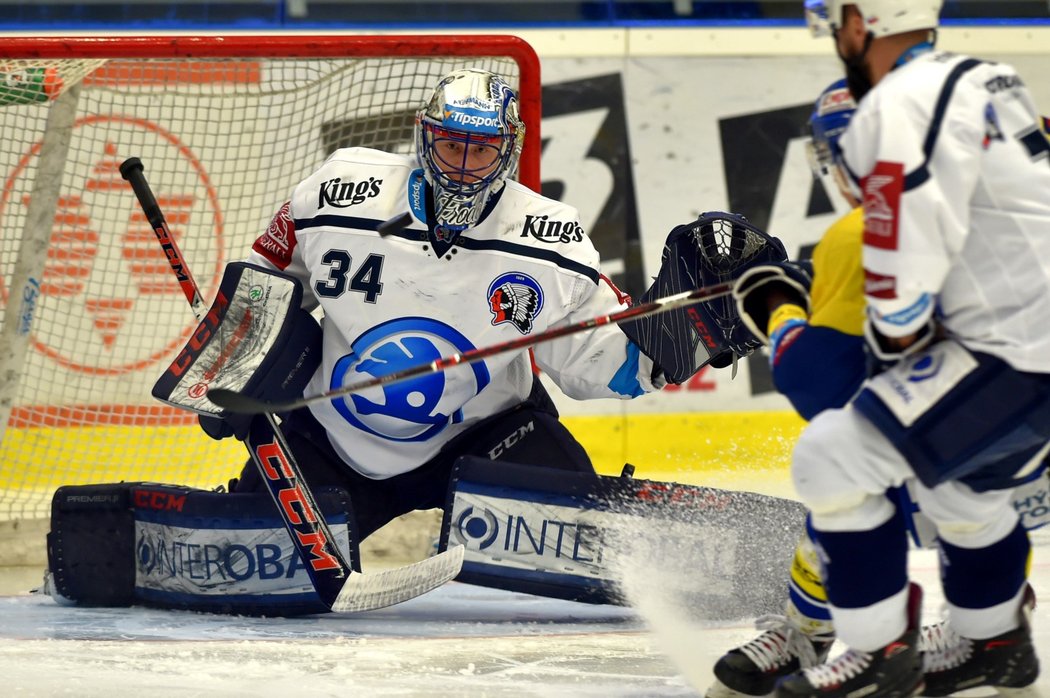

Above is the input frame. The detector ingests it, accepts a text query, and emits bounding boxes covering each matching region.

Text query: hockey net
[0,36,540,548]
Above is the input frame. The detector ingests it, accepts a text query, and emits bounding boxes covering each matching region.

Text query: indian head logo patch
[487,272,543,335]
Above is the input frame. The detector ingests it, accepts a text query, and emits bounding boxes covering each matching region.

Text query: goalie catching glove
[152,261,322,438]
[621,211,788,383]
[732,260,813,346]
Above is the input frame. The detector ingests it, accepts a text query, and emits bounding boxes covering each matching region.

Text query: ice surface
[0,584,691,697]
[2,529,1048,696]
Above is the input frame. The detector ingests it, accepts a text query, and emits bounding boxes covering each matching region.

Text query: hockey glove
[733,260,813,346]
[199,412,258,441]
[863,315,939,377]
[620,211,788,383]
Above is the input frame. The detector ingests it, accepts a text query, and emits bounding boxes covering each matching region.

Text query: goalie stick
[119,156,464,613]
[208,279,734,415]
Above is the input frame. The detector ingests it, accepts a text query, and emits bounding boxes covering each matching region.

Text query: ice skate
[705,615,834,698]
[774,584,925,698]
[921,585,1040,697]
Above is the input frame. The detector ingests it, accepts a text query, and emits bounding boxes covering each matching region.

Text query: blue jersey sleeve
[772,325,866,421]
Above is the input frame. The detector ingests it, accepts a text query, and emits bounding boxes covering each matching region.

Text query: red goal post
[0,35,541,523]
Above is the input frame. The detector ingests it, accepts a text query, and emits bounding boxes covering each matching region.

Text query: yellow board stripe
[566,410,803,493]
[2,410,805,501]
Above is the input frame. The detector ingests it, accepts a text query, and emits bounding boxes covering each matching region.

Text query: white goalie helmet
[805,0,943,38]
[414,68,525,237]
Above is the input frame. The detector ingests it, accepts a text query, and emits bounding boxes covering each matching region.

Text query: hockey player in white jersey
[710,77,1050,698]
[767,1,1050,696]
[198,68,783,546]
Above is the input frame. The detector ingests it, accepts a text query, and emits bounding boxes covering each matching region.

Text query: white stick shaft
[0,84,81,446]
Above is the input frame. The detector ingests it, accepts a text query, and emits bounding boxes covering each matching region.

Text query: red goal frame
[0,34,542,189]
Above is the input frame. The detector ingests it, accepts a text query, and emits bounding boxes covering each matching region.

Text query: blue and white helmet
[806,78,856,177]
[415,69,525,237]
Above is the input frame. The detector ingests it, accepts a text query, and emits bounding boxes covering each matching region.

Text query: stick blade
[330,545,465,613]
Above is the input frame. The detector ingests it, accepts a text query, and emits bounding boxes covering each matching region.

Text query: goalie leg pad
[47,483,358,616]
[440,457,806,618]
[47,484,137,606]
[441,458,613,604]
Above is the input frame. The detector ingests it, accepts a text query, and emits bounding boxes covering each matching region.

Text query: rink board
[1,410,802,491]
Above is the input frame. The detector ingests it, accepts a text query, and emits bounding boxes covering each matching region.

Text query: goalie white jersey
[246,147,660,478]
[839,50,1050,372]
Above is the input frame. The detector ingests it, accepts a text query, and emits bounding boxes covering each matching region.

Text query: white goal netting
[0,36,538,529]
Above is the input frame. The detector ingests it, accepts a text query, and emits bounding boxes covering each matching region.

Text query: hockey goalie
[45,67,805,617]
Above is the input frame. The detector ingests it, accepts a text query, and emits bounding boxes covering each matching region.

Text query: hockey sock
[940,521,1030,612]
[811,503,908,610]
[786,519,834,634]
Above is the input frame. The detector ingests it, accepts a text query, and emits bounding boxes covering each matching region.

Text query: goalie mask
[415,68,525,240]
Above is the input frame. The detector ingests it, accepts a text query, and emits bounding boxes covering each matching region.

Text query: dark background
[2,1,1047,28]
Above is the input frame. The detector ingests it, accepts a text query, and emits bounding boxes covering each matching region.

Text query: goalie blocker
[151,260,322,438]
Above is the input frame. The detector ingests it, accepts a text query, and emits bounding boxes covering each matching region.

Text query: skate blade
[917,684,1044,698]
[994,685,1046,698]
[704,679,773,698]
[903,682,925,698]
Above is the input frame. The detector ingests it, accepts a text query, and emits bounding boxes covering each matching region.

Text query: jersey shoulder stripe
[292,212,600,283]
[453,235,600,284]
[902,57,985,191]
[293,213,422,242]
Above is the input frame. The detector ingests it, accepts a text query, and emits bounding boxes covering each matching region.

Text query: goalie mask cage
[0,35,541,524]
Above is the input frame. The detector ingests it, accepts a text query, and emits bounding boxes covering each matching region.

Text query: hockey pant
[232,377,593,541]
[793,341,1048,650]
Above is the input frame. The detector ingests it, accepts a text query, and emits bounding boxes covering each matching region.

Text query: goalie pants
[792,341,1049,652]
[232,378,594,541]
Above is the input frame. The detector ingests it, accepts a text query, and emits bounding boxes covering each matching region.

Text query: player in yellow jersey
[704,76,865,698]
